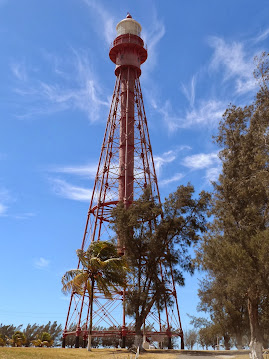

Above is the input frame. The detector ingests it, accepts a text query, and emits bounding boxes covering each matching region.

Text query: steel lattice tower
[63,14,184,349]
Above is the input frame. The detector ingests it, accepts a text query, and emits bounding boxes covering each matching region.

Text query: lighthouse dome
[116,14,142,37]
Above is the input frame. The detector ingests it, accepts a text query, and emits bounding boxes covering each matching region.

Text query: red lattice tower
[63,14,184,349]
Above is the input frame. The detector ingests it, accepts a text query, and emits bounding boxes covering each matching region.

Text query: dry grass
[0,347,180,359]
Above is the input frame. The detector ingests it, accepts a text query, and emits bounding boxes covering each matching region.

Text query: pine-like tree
[198,53,269,359]
[112,184,210,349]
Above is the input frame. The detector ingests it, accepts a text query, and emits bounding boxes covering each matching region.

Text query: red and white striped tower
[63,13,184,349]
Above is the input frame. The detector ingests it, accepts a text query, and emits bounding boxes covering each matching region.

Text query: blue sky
[1,0,269,332]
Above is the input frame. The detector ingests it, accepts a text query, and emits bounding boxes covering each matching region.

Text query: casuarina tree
[197,53,269,359]
[112,185,210,349]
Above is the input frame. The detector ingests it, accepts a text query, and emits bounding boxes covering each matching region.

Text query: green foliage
[197,277,249,348]
[23,323,40,347]
[0,322,62,348]
[11,331,26,347]
[112,185,210,337]
[197,52,269,357]
[0,334,7,347]
[40,332,53,347]
[62,241,128,297]
[62,240,128,350]
[184,329,198,350]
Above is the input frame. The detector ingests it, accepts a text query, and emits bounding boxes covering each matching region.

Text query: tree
[0,334,7,347]
[197,53,269,359]
[0,324,22,345]
[198,326,218,350]
[112,185,210,349]
[11,331,26,347]
[23,323,39,347]
[189,316,220,350]
[197,277,249,349]
[38,321,62,346]
[62,240,128,351]
[40,332,53,347]
[184,329,198,350]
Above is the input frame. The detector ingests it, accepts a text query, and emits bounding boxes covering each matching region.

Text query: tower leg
[168,336,172,349]
[121,336,126,348]
[62,337,66,348]
[181,336,184,350]
[83,337,87,348]
[75,336,80,348]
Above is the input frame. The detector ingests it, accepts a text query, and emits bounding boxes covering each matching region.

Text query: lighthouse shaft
[109,15,147,207]
[119,67,135,204]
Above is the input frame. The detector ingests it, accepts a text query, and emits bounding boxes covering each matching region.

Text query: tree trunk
[134,333,143,350]
[134,320,145,351]
[87,277,95,351]
[248,290,263,359]
[235,333,243,349]
[224,334,231,350]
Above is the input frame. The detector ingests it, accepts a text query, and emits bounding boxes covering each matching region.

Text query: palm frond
[62,270,88,294]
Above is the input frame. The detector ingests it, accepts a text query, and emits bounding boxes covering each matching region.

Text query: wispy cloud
[181,75,196,107]
[154,146,190,176]
[0,187,35,219]
[82,0,116,45]
[182,152,220,170]
[50,178,92,202]
[183,100,226,129]
[154,150,177,176]
[34,257,50,269]
[204,166,221,184]
[209,36,257,94]
[159,172,184,186]
[0,203,7,216]
[181,152,222,186]
[49,163,97,178]
[0,187,12,217]
[143,12,165,74]
[13,50,110,121]
[155,98,226,132]
[254,28,269,43]
[10,62,28,81]
[13,212,36,220]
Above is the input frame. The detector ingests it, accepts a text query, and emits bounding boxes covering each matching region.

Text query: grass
[0,347,181,359]
[0,348,254,359]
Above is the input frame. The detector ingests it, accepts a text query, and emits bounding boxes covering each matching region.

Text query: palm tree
[62,241,128,351]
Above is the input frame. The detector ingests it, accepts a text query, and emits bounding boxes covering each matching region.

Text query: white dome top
[116,14,142,37]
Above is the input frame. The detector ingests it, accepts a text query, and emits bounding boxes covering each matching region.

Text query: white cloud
[159,172,184,186]
[50,178,92,202]
[254,28,269,43]
[34,257,50,269]
[157,99,226,132]
[82,0,116,45]
[0,203,7,216]
[0,187,12,216]
[154,150,177,176]
[13,212,36,220]
[181,75,196,107]
[14,51,110,122]
[143,13,165,74]
[50,163,97,178]
[182,152,220,170]
[208,36,257,94]
[204,166,221,184]
[10,62,28,81]
[184,100,226,128]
